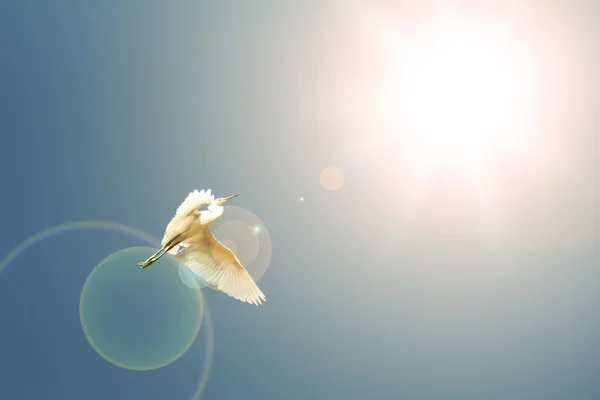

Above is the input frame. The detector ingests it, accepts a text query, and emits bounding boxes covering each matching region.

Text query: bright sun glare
[376,13,535,168]
[325,2,574,247]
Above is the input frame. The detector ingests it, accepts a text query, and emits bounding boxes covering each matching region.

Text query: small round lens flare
[320,166,345,191]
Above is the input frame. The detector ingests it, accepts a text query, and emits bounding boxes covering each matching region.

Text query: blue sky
[1,1,599,399]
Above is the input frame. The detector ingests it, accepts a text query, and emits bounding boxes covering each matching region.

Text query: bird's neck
[201,204,223,225]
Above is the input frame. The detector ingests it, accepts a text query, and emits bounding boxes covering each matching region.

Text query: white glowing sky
[378,16,535,166]
[319,1,594,249]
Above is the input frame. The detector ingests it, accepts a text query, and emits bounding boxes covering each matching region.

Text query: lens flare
[187,305,215,400]
[320,166,345,191]
[0,221,214,384]
[0,220,159,276]
[79,246,204,371]
[212,206,273,283]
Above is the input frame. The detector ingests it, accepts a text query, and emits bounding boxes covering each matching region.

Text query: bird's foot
[139,260,151,268]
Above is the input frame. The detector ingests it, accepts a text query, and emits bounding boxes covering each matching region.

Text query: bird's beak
[223,193,239,202]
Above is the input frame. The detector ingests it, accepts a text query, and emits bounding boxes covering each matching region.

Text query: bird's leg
[138,240,182,268]
[147,247,164,260]
[139,247,168,268]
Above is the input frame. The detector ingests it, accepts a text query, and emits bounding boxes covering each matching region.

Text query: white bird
[138,189,267,306]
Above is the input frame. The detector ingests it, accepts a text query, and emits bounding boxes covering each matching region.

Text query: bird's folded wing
[179,241,267,306]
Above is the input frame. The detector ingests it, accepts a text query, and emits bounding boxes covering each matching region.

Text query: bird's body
[139,189,266,305]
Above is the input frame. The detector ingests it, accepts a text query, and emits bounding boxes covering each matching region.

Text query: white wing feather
[174,189,214,217]
[162,189,214,247]
[177,228,267,306]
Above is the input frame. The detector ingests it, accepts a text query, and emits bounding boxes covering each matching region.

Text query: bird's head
[213,193,239,206]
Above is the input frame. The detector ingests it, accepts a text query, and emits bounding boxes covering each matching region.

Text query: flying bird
[138,189,267,306]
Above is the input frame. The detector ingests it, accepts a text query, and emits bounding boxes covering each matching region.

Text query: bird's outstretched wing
[178,228,267,306]
[162,189,214,248]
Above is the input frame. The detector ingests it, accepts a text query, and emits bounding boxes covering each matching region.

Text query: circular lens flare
[187,305,215,400]
[213,206,273,283]
[213,220,259,267]
[0,220,215,395]
[0,220,160,276]
[178,262,206,290]
[320,166,345,191]
[80,247,204,371]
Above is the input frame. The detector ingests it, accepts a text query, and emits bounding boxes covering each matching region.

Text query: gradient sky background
[1,1,599,399]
